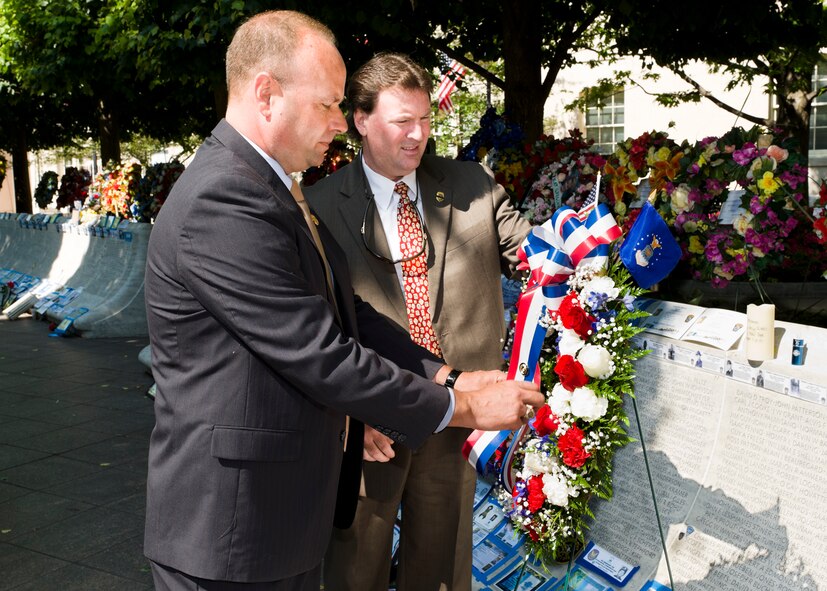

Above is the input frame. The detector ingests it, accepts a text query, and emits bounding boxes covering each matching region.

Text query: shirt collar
[362,157,418,213]
[237,131,293,191]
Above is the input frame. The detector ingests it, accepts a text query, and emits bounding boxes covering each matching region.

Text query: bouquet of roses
[497,254,649,564]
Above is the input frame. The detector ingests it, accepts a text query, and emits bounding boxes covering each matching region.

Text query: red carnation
[558,424,591,468]
[815,217,827,245]
[533,404,559,437]
[558,293,594,339]
[819,180,827,206]
[526,475,546,512]
[554,355,589,391]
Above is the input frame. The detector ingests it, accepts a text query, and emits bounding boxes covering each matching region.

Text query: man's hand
[363,425,396,462]
[449,380,543,431]
[454,369,507,390]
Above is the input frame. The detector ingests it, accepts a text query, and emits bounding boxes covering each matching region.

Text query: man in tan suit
[306,53,532,591]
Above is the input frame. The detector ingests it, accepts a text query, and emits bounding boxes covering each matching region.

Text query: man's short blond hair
[225,10,336,97]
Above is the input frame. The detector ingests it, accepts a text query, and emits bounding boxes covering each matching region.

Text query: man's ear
[253,72,281,118]
[353,109,369,137]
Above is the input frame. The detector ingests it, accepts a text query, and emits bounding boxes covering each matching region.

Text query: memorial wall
[468,301,827,591]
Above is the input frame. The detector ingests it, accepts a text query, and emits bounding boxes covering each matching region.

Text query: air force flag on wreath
[619,202,681,289]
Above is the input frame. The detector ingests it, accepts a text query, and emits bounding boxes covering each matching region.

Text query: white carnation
[570,386,609,422]
[523,449,558,475]
[549,383,572,417]
[558,329,585,357]
[542,472,572,507]
[578,344,614,378]
[580,276,619,301]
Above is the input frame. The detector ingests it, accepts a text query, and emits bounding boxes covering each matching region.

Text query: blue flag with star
[619,202,681,288]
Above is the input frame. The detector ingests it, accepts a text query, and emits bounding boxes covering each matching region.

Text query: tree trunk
[11,128,31,214]
[502,0,544,143]
[98,98,121,167]
[776,93,810,166]
[775,68,812,165]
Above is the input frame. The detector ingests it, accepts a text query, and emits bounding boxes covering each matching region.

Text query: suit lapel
[212,120,316,249]
[337,163,406,317]
[418,163,451,326]
[212,120,337,314]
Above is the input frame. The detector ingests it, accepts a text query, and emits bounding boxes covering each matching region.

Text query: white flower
[580,276,619,302]
[558,329,585,356]
[577,344,614,378]
[570,386,609,421]
[549,383,572,416]
[543,472,573,507]
[523,448,559,475]
[670,183,692,214]
[733,211,754,236]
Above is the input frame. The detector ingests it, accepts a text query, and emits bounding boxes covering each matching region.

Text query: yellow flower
[688,235,705,254]
[757,171,780,195]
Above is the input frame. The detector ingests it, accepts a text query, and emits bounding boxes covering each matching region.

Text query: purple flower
[733,144,758,166]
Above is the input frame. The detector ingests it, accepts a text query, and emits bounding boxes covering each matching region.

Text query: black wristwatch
[444,368,463,389]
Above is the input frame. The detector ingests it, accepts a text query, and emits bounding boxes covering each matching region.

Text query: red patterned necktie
[395,181,442,358]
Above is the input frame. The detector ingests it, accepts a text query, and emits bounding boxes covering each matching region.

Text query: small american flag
[436,60,465,113]
[577,173,602,222]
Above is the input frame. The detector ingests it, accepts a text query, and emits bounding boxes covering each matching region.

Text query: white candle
[745,303,775,361]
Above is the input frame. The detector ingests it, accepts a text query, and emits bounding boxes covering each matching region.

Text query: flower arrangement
[498,255,648,564]
[131,162,185,222]
[84,162,142,218]
[520,130,607,224]
[34,171,59,210]
[0,281,16,310]
[616,126,819,287]
[56,167,92,210]
[458,108,530,201]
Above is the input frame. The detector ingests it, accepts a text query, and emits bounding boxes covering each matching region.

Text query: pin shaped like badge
[435,191,445,203]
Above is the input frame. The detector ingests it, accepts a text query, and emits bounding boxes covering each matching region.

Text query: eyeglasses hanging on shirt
[359,153,429,265]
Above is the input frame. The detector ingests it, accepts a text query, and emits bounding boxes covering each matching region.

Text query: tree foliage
[603,0,827,162]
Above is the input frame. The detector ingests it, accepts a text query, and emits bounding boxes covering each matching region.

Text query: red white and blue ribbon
[462,176,621,491]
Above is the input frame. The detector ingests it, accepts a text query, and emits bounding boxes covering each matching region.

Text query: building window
[810,59,827,151]
[585,90,625,154]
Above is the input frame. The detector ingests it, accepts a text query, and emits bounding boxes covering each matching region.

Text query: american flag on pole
[436,60,466,113]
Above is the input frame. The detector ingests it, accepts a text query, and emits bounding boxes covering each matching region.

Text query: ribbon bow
[462,195,621,490]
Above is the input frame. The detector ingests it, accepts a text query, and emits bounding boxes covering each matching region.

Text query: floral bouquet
[497,255,649,564]
[34,171,59,210]
[602,126,823,287]
[601,131,685,217]
[84,162,142,219]
[521,130,607,225]
[458,108,530,201]
[0,281,16,310]
[131,162,185,222]
[55,167,92,210]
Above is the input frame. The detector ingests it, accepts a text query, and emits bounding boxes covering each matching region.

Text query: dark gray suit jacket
[143,120,449,582]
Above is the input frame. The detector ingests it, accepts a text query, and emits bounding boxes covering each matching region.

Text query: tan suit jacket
[307,154,531,371]
[306,154,531,591]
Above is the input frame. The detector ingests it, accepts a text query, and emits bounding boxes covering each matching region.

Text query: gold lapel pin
[310,214,320,226]
[435,191,445,203]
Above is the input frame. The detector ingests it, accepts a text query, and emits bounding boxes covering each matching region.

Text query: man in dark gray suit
[143,10,541,591]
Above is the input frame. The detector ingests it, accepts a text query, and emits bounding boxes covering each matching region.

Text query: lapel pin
[310,214,320,226]
[435,191,445,203]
